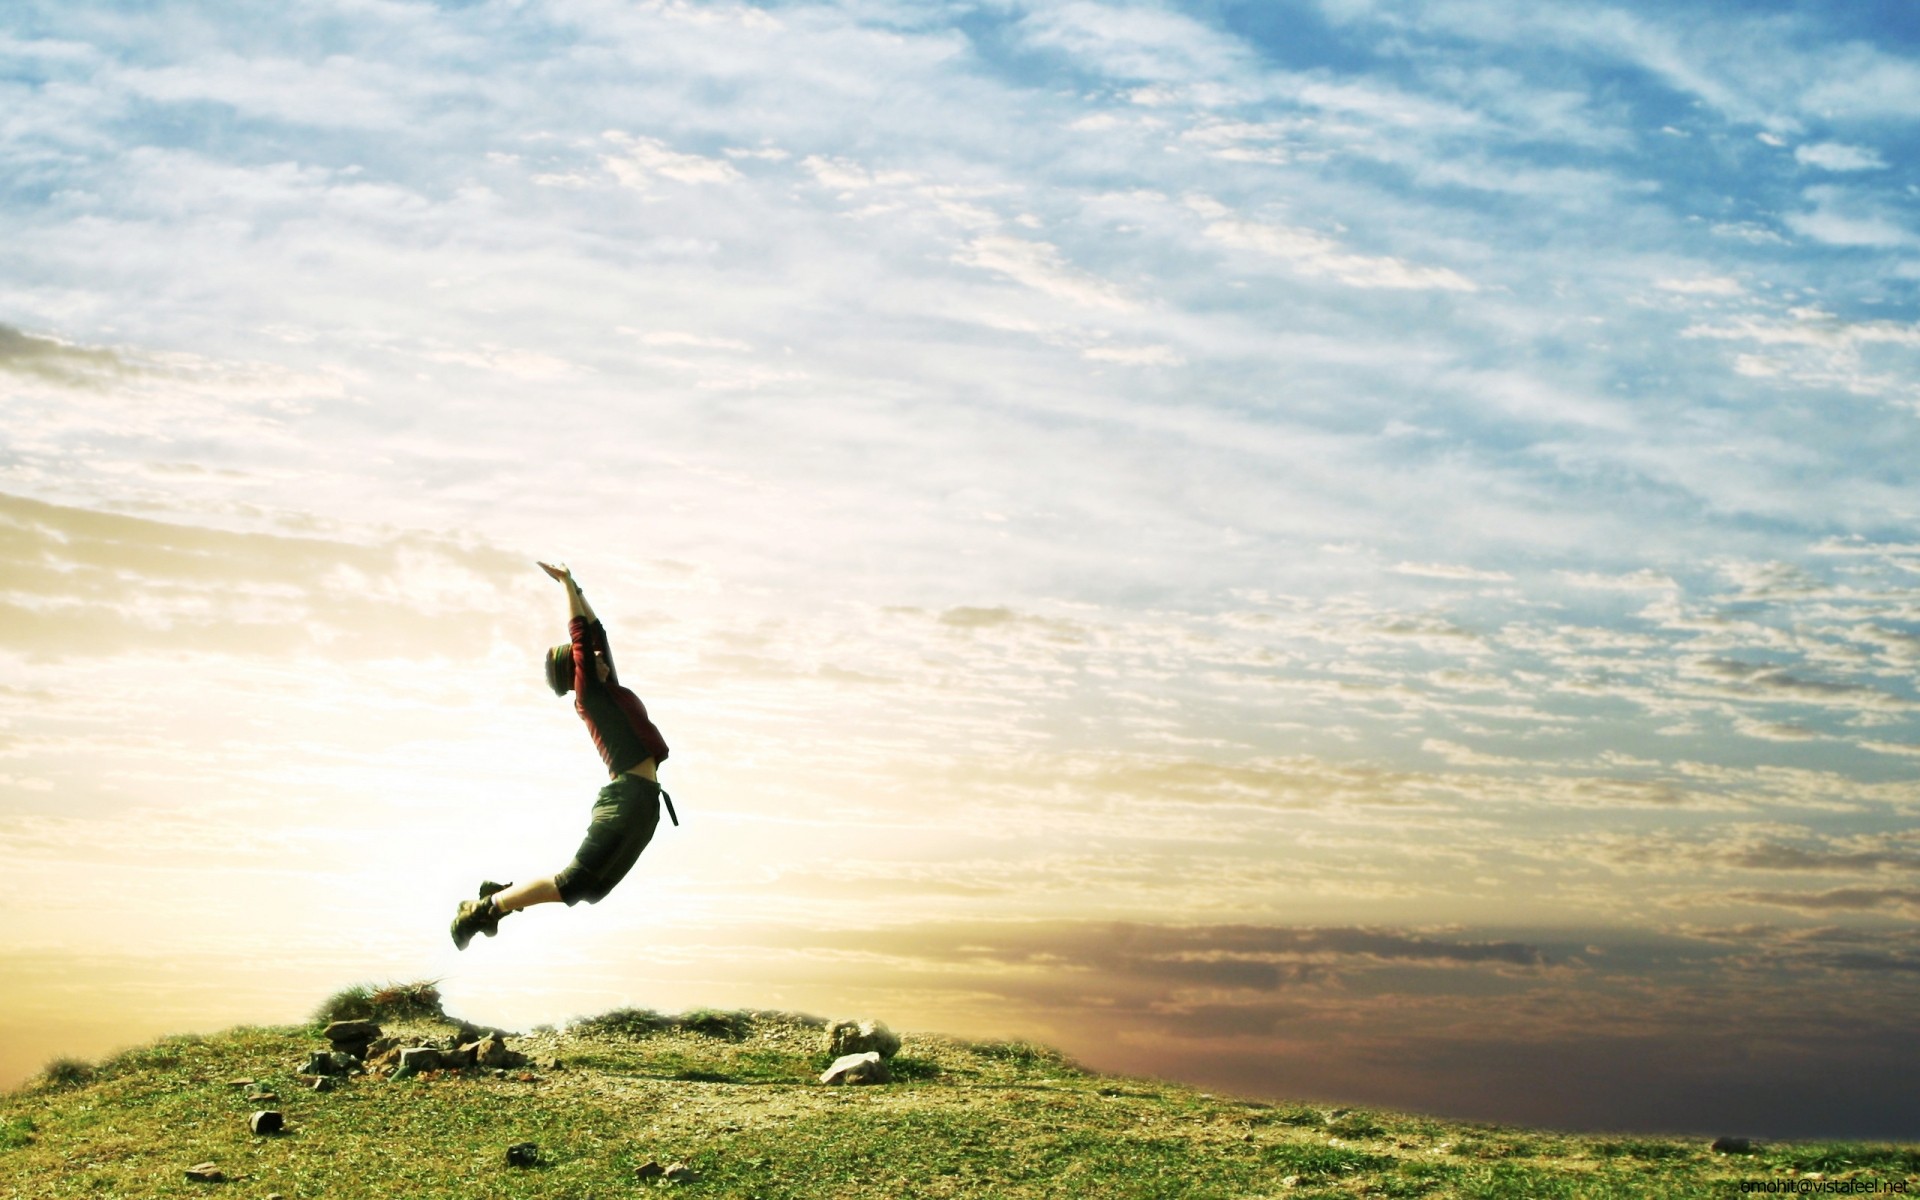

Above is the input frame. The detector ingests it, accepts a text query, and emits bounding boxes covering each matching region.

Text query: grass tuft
[35,1058,93,1090]
[966,1038,1085,1073]
[678,1007,753,1040]
[569,1006,675,1039]
[312,979,444,1025]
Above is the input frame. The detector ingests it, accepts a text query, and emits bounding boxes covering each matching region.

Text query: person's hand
[537,561,574,585]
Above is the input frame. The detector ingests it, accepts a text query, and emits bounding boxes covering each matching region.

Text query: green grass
[312,980,446,1025]
[1,995,1914,1199]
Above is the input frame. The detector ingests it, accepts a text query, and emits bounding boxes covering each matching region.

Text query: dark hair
[544,644,574,695]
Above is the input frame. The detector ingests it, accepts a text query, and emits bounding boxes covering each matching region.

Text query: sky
[2,0,1919,1140]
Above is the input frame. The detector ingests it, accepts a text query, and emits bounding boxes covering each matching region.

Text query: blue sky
[2,0,1918,1137]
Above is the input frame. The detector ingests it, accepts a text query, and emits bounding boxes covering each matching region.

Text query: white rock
[818,1051,891,1086]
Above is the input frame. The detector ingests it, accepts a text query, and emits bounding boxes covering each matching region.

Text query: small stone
[819,1051,890,1086]
[1711,1136,1754,1154]
[311,1076,334,1093]
[250,1110,284,1136]
[245,1092,277,1103]
[300,1052,337,1076]
[393,1047,443,1078]
[226,1078,254,1089]
[439,1045,477,1070]
[635,1160,666,1180]
[473,1033,526,1069]
[663,1162,698,1182]
[505,1142,539,1168]
[185,1162,224,1182]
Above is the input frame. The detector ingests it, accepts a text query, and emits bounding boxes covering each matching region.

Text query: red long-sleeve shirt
[570,616,669,775]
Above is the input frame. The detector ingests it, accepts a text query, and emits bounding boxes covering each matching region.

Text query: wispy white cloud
[602,132,743,189]
[954,235,1138,311]
[1192,198,1477,292]
[1793,142,1888,172]
[1785,187,1917,248]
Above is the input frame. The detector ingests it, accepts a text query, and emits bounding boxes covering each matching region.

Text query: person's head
[545,644,574,695]
[545,644,612,694]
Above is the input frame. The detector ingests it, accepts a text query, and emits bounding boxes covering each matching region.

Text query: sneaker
[450,898,494,951]
[477,881,511,937]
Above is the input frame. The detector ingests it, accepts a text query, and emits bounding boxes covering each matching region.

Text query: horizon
[3,0,1919,1141]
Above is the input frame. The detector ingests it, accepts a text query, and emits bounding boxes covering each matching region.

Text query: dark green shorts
[553,775,661,906]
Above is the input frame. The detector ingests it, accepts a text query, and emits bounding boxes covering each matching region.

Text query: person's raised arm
[538,561,598,623]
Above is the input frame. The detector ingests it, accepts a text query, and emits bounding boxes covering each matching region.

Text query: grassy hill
[2,986,1915,1199]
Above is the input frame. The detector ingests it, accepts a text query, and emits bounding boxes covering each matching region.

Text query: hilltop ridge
[2,990,1915,1198]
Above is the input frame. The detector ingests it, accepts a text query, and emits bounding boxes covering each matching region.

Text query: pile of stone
[819,1018,899,1086]
[301,1019,544,1081]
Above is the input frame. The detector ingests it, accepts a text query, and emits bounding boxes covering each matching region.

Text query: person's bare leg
[492,877,562,912]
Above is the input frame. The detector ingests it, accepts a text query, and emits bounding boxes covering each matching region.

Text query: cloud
[1199,212,1478,292]
[602,132,743,189]
[1793,142,1887,172]
[1784,187,1916,248]
[1721,839,1920,874]
[0,491,529,663]
[1655,276,1743,297]
[0,324,129,387]
[1557,569,1677,591]
[954,236,1136,311]
[1013,2,1252,86]
[1422,738,1520,766]
[1393,562,1512,582]
[113,52,425,129]
[1082,343,1185,367]
[1730,888,1920,919]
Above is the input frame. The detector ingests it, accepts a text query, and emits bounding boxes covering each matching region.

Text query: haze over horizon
[3,0,1919,1139]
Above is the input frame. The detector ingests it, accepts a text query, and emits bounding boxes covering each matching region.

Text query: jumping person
[450,561,676,950]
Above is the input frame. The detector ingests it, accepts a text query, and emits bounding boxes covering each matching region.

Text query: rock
[635,1160,666,1180]
[505,1142,539,1168]
[330,1051,361,1074]
[393,1047,443,1078]
[439,1045,477,1070]
[824,1018,900,1060]
[245,1092,277,1104]
[1711,1136,1755,1154]
[300,1052,339,1076]
[249,1110,284,1136]
[311,1077,334,1093]
[819,1051,890,1086]
[471,1034,526,1069]
[323,1019,381,1046]
[363,1045,403,1074]
[664,1161,698,1182]
[185,1162,224,1183]
[226,1078,254,1089]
